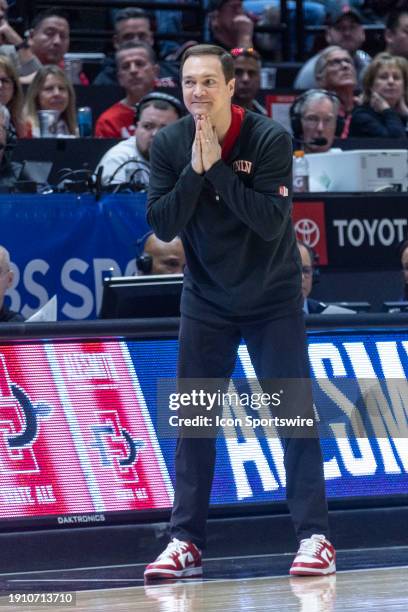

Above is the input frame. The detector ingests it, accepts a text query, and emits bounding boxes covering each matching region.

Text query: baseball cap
[328,6,363,26]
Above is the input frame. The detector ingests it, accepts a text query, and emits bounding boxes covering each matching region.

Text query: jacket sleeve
[204,130,293,241]
[147,129,205,241]
[350,107,406,138]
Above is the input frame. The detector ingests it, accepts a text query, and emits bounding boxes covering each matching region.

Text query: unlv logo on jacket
[233,160,252,174]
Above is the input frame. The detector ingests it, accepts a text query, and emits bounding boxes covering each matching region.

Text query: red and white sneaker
[144,538,202,580]
[290,534,336,576]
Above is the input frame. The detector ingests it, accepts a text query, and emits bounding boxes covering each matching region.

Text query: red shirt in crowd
[94,101,136,138]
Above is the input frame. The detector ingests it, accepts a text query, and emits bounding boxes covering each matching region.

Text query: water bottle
[77,107,93,137]
[293,150,310,193]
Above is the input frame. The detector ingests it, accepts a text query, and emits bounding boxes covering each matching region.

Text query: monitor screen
[99,274,183,319]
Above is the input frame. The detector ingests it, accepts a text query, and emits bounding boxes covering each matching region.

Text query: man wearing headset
[290,89,342,154]
[96,93,184,187]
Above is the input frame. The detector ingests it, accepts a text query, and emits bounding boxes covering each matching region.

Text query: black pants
[170,312,329,549]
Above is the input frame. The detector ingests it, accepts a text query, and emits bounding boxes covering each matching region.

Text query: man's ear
[228,77,235,98]
[6,269,13,290]
[384,28,392,48]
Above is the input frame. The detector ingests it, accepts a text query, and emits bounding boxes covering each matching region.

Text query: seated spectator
[0,104,23,188]
[96,93,183,186]
[385,9,408,61]
[290,89,341,153]
[0,56,25,138]
[137,232,186,275]
[297,241,326,314]
[294,7,371,90]
[95,42,161,138]
[231,46,266,114]
[207,0,255,51]
[349,53,408,137]
[0,0,41,81]
[27,8,89,85]
[315,45,358,137]
[0,245,24,321]
[93,8,178,86]
[23,65,78,138]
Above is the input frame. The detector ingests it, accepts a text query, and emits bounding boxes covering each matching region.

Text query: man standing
[145,44,335,579]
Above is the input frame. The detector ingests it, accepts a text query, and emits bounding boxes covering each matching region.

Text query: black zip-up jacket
[147,110,302,321]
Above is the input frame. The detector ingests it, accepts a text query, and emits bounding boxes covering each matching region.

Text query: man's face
[117,48,158,98]
[144,236,186,275]
[326,17,365,53]
[0,251,13,308]
[214,0,243,30]
[298,244,313,299]
[30,17,70,65]
[301,97,337,153]
[386,14,408,59]
[320,49,356,91]
[233,56,260,104]
[182,54,235,121]
[135,104,179,159]
[114,18,154,48]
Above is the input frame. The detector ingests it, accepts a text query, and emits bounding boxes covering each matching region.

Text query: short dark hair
[386,9,408,32]
[31,8,69,30]
[114,8,151,28]
[116,41,156,65]
[135,92,184,123]
[181,44,234,83]
[139,99,179,119]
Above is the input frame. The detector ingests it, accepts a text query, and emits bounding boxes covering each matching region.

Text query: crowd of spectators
[1,2,408,319]
[0,4,407,147]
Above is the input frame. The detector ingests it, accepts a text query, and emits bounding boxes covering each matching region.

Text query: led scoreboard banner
[0,317,406,528]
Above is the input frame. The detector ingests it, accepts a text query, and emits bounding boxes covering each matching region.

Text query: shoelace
[298,535,325,557]
[157,538,190,561]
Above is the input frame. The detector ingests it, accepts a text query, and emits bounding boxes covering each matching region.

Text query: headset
[135,230,154,274]
[134,92,185,125]
[297,240,320,285]
[289,89,345,140]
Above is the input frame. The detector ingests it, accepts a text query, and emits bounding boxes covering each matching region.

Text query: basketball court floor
[0,546,406,611]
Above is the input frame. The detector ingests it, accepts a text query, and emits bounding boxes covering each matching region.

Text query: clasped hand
[191,115,221,175]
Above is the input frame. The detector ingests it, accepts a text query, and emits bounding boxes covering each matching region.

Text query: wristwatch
[14,39,29,51]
